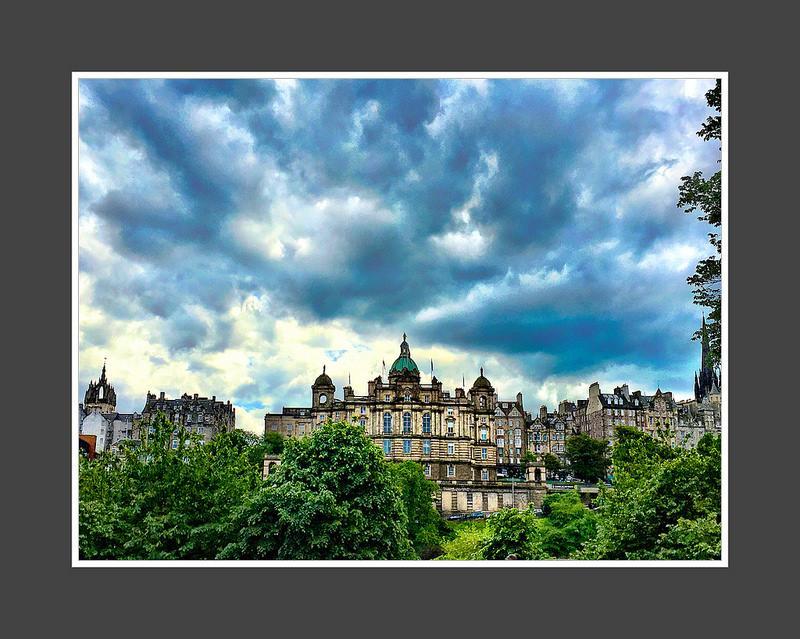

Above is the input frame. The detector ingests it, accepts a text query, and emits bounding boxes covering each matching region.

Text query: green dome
[389,333,419,375]
[390,355,419,373]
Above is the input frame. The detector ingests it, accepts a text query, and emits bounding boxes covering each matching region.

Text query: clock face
[319,393,328,405]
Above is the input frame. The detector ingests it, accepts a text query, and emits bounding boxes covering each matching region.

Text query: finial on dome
[323,364,326,375]
[402,332,407,342]
[480,366,484,376]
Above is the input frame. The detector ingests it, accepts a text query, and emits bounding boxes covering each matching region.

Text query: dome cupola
[389,333,420,379]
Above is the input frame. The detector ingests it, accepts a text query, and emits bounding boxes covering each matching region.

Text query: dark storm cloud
[79,77,719,381]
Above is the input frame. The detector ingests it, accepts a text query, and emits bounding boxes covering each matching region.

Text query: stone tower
[312,365,335,409]
[83,361,117,413]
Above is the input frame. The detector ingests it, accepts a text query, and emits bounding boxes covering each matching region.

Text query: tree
[218,421,414,560]
[677,79,722,367]
[436,521,488,560]
[542,452,562,477]
[79,412,262,559]
[538,491,597,558]
[565,434,610,484]
[580,426,721,560]
[388,461,449,559]
[479,508,547,560]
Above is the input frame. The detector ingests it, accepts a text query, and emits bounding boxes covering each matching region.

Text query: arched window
[479,396,486,408]
[403,412,412,433]
[422,413,431,433]
[383,412,392,434]
[404,391,411,402]
[98,386,104,399]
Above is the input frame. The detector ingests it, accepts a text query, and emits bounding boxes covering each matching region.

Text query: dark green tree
[218,421,414,560]
[581,427,721,560]
[538,491,597,558]
[479,508,547,560]
[79,412,261,559]
[677,78,722,367]
[542,452,562,477]
[388,461,449,559]
[565,433,610,483]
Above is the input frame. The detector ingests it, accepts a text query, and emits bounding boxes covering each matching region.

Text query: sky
[78,77,721,433]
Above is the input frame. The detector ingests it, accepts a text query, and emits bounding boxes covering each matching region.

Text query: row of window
[383,439,468,456]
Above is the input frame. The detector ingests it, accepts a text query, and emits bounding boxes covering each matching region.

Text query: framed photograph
[74,72,726,566]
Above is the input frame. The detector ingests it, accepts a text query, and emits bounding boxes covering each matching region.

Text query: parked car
[447,513,467,521]
[468,511,485,519]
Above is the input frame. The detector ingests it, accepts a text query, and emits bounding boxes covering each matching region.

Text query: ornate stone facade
[264,335,547,512]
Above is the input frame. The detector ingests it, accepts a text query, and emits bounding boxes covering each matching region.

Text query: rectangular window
[466,493,473,508]
[360,406,366,414]
[481,447,488,460]
[424,395,429,403]
[447,408,454,416]
[424,463,431,476]
[385,394,391,402]
[383,439,391,455]
[447,422,454,434]
[447,464,455,477]
[423,439,431,455]
[403,439,411,454]
[481,469,489,480]
[447,443,455,456]
[480,429,488,441]
[171,439,178,449]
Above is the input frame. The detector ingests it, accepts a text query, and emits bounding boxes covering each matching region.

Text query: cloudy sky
[78,77,720,432]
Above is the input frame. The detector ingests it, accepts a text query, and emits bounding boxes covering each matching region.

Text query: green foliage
[79,412,262,559]
[542,452,562,474]
[565,433,610,483]
[388,461,449,559]
[677,78,722,367]
[538,491,597,558]
[581,428,721,560]
[479,508,547,560]
[437,520,488,560]
[219,421,414,560]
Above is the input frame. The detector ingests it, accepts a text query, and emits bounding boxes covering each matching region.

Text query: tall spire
[100,358,107,383]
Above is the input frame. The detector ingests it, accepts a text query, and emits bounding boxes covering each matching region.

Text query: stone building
[78,362,235,453]
[264,334,546,513]
[141,391,236,445]
[527,404,578,467]
[495,394,527,469]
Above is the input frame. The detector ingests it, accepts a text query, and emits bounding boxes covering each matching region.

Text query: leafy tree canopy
[388,461,450,559]
[79,412,261,559]
[565,433,610,484]
[581,427,721,560]
[219,421,414,560]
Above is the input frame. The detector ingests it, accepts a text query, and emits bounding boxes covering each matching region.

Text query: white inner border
[72,71,729,568]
